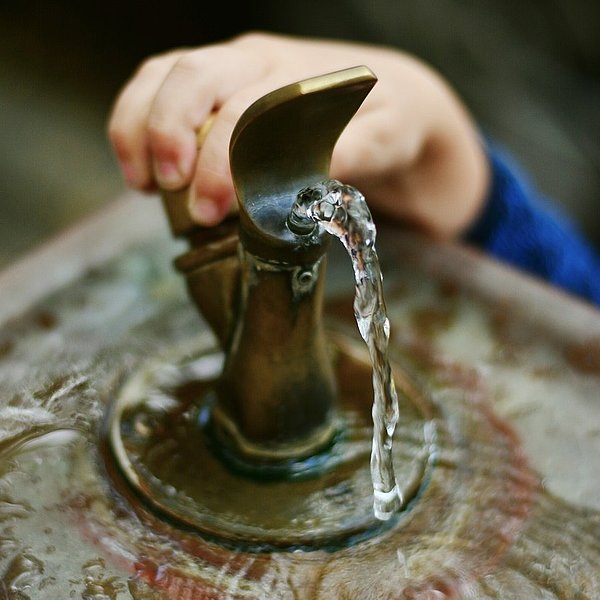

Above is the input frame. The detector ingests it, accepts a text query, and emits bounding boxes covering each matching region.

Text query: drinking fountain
[0,68,598,598]
[107,66,430,548]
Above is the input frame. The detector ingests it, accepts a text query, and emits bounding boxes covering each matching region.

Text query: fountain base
[106,330,435,550]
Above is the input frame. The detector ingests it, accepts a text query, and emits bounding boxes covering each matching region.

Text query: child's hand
[108,31,489,238]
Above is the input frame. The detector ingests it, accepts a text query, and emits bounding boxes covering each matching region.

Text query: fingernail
[188,196,220,224]
[155,160,184,188]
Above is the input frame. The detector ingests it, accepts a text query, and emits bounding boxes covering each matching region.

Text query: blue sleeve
[463,142,600,307]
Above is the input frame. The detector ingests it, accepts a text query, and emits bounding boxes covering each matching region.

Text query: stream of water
[290,180,403,520]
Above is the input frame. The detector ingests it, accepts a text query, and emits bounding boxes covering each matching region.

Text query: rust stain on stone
[410,305,455,339]
[0,340,13,360]
[438,278,460,300]
[33,310,58,330]
[565,339,600,375]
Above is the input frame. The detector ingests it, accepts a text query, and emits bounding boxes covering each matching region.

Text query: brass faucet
[161,66,377,466]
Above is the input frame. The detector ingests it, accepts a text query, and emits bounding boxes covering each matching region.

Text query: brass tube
[212,248,337,461]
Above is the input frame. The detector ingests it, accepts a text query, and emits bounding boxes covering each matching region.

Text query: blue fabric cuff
[463,142,600,306]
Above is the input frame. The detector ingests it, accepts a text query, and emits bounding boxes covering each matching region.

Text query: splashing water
[289,180,403,520]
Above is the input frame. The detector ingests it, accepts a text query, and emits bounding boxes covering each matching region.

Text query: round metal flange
[105,330,436,551]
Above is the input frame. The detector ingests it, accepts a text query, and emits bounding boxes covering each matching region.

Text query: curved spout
[229,66,377,263]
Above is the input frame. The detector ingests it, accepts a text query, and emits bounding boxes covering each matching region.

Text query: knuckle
[135,49,180,77]
[170,51,207,76]
[146,118,182,158]
[146,118,173,145]
[232,31,275,48]
[136,55,165,78]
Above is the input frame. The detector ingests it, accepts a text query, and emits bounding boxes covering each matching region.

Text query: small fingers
[109,40,274,227]
[108,50,185,189]
[144,47,228,191]
[187,81,281,225]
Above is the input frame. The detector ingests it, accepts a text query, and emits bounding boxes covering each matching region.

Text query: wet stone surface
[0,231,599,598]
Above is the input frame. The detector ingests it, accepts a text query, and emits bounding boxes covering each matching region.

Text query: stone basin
[0,193,598,598]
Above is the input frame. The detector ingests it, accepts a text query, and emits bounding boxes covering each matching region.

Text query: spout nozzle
[287,188,319,236]
[230,65,377,263]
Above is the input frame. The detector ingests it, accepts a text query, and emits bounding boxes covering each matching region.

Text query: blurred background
[1,1,599,269]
